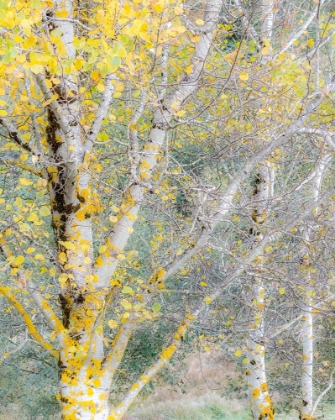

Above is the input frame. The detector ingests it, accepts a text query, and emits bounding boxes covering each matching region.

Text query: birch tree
[1,0,335,418]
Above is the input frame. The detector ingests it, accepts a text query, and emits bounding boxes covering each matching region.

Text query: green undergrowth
[129,392,251,420]
[130,393,335,420]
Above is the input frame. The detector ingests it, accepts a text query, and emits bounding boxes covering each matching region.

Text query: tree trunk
[59,366,111,419]
[300,153,330,419]
[246,333,274,420]
[301,301,313,419]
[246,163,274,420]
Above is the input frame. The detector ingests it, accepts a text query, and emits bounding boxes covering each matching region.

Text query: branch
[86,74,115,148]
[0,118,43,157]
[4,159,44,178]
[100,317,137,383]
[0,286,58,358]
[1,327,28,362]
[95,0,224,287]
[110,317,191,419]
[261,0,275,39]
[297,127,335,153]
[276,4,321,56]
[311,367,335,416]
[234,0,261,46]
[307,28,335,59]
[111,187,333,416]
[142,82,335,290]
[53,18,92,31]
[270,315,303,339]
[128,91,149,187]
[0,237,64,335]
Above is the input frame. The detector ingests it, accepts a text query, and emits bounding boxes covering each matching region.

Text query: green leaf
[122,286,134,295]
[152,302,161,312]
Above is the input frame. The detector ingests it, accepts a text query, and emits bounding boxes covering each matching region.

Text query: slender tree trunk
[246,163,274,420]
[300,153,331,419]
[301,296,314,419]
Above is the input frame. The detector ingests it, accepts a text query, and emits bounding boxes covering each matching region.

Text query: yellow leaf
[55,10,69,18]
[27,213,39,222]
[19,178,33,186]
[26,247,35,254]
[60,241,74,250]
[239,72,249,81]
[30,64,44,74]
[234,349,242,357]
[203,296,213,305]
[176,248,183,256]
[40,206,51,217]
[99,245,107,254]
[279,287,286,295]
[13,255,25,266]
[170,102,180,112]
[92,378,101,387]
[200,281,207,287]
[174,6,183,15]
[177,110,186,118]
[156,267,165,281]
[0,110,7,117]
[108,320,118,329]
[196,19,204,25]
[16,54,26,64]
[252,388,261,399]
[127,227,134,234]
[185,65,193,75]
[307,39,314,47]
[59,252,67,263]
[121,300,132,309]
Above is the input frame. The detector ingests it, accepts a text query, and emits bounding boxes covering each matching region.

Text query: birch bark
[300,153,331,419]
[245,164,274,420]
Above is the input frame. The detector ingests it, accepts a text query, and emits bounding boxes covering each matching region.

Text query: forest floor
[129,391,334,419]
[129,350,335,420]
[1,350,334,419]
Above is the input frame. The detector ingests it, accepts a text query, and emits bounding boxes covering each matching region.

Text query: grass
[2,349,335,419]
[128,351,335,420]
[129,392,251,420]
[130,394,335,420]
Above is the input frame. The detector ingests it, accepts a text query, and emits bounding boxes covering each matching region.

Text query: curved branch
[0,286,58,358]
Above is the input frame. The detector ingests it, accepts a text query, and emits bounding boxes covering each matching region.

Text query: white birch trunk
[246,163,274,419]
[60,385,110,420]
[300,153,331,418]
[301,299,314,418]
